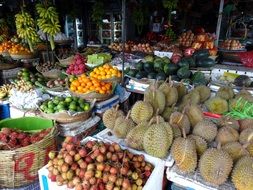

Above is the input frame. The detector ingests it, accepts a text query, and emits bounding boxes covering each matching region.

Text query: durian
[176,82,187,102]
[236,89,251,98]
[171,130,197,173]
[205,97,228,114]
[217,86,234,100]
[193,120,217,142]
[222,142,249,161]
[143,117,173,158]
[171,124,182,138]
[144,83,166,114]
[159,81,178,106]
[149,109,164,124]
[102,105,124,130]
[217,116,240,131]
[185,104,204,127]
[113,111,135,138]
[215,126,239,145]
[188,135,207,156]
[182,90,201,105]
[245,143,253,156]
[199,147,233,185]
[130,101,153,124]
[170,112,191,135]
[161,106,175,122]
[125,121,149,150]
[239,127,253,144]
[239,118,253,131]
[195,85,211,102]
[232,156,253,190]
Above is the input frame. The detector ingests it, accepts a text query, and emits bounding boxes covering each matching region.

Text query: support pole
[121,0,126,85]
[215,0,224,47]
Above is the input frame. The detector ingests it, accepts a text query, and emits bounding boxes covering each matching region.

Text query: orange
[90,72,95,77]
[105,84,111,90]
[99,90,105,94]
[102,86,107,91]
[70,86,76,91]
[89,86,95,91]
[72,80,80,87]
[87,82,93,87]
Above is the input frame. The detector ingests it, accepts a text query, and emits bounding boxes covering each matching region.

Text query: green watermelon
[143,62,154,72]
[156,72,167,81]
[135,71,147,79]
[127,69,137,77]
[164,64,179,76]
[154,60,164,73]
[136,62,144,71]
[147,72,156,79]
[177,67,192,79]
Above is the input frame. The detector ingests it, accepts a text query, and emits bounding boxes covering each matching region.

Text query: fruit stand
[0,0,253,190]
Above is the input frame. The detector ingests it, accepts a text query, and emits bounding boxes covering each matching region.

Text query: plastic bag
[238,51,253,67]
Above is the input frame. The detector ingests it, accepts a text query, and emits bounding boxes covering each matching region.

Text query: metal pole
[121,0,126,85]
[215,0,224,47]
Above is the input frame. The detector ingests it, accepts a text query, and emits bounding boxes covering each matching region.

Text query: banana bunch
[0,19,9,43]
[0,84,14,99]
[36,3,61,50]
[15,11,40,52]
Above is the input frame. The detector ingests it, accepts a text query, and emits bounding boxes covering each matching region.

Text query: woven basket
[70,90,113,102]
[40,100,95,124]
[57,56,74,67]
[0,128,57,188]
[102,77,122,83]
[10,54,34,60]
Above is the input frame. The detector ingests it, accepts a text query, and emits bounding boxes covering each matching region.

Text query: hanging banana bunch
[15,10,40,52]
[0,19,9,43]
[36,3,61,50]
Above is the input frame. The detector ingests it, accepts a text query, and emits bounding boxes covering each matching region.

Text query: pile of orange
[8,44,31,55]
[70,74,112,94]
[89,64,121,80]
[0,41,16,53]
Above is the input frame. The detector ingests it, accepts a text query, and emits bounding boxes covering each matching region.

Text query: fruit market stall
[1,0,253,190]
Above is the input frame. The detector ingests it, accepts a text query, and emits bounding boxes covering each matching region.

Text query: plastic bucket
[0,117,54,132]
[0,102,10,119]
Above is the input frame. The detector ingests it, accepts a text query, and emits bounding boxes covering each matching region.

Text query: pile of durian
[102,81,253,190]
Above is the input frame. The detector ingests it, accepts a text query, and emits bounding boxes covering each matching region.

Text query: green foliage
[132,5,148,35]
[91,1,104,26]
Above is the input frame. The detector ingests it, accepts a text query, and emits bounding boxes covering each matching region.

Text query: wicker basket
[0,128,57,188]
[70,90,113,102]
[40,111,92,124]
[10,54,34,60]
[57,56,74,67]
[102,77,122,83]
[40,100,95,124]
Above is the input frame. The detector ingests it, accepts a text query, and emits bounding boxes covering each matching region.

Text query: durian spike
[126,110,131,120]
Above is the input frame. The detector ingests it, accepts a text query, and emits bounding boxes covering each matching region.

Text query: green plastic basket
[0,117,54,132]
